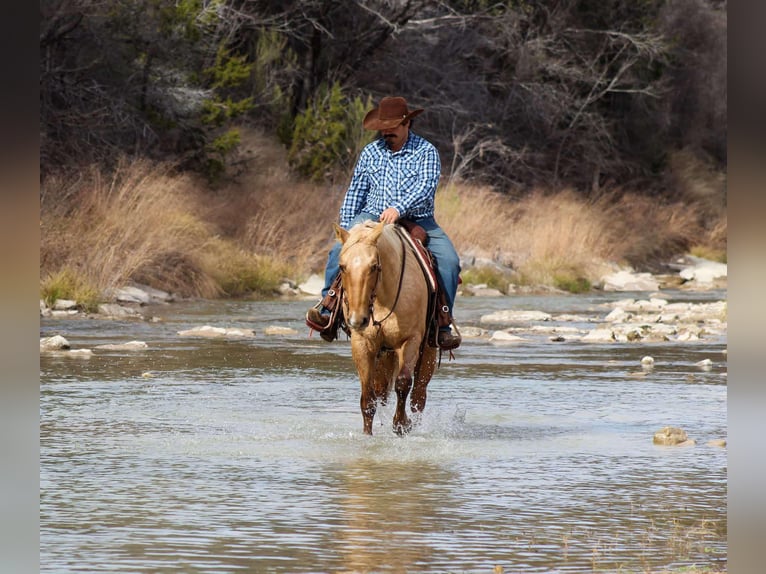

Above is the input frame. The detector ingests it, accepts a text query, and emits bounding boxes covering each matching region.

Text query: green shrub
[553,273,592,294]
[204,128,242,181]
[200,238,295,297]
[461,266,514,294]
[288,82,373,182]
[690,245,727,263]
[199,46,254,180]
[40,268,102,312]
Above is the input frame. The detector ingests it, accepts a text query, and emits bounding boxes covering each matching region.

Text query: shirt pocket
[367,163,384,194]
[398,163,420,190]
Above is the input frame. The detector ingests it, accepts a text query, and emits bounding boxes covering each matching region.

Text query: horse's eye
[339,264,346,273]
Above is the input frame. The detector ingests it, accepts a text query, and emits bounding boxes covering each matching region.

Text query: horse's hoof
[393,420,412,436]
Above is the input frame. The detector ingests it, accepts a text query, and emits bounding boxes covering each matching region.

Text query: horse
[333,220,438,436]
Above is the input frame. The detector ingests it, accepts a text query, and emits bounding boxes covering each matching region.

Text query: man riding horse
[307,96,462,350]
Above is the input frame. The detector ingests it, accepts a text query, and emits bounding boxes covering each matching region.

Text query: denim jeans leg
[418,219,461,314]
[321,242,342,299]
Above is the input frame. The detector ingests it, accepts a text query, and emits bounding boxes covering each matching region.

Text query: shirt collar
[376,132,418,156]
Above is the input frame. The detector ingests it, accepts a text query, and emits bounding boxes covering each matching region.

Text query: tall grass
[197,126,345,275]
[40,157,290,301]
[40,129,727,301]
[41,159,216,299]
[436,182,719,291]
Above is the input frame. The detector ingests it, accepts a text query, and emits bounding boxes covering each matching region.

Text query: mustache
[383,133,396,139]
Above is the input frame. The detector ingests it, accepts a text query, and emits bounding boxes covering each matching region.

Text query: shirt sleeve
[339,148,371,228]
[389,144,441,218]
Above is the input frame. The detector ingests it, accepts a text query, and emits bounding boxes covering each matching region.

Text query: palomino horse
[333,220,438,435]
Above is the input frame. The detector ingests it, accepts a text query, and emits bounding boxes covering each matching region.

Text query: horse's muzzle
[347,313,370,330]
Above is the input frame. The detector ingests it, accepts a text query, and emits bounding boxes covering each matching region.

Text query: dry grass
[39,130,727,301]
[39,130,342,303]
[41,159,218,298]
[436,181,724,290]
[196,127,344,273]
[437,184,618,288]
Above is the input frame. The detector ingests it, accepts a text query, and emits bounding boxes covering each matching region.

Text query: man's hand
[379,207,400,224]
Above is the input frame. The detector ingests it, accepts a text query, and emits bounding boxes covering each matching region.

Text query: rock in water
[653,426,695,446]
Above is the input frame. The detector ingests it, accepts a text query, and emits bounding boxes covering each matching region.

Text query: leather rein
[342,226,408,328]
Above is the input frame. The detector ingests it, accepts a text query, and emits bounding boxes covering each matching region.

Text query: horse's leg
[373,351,396,406]
[411,345,438,416]
[392,340,420,435]
[393,366,412,435]
[351,338,377,435]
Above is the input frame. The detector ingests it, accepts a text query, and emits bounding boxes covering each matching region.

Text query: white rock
[113,286,152,304]
[679,258,727,284]
[641,356,655,365]
[263,326,299,336]
[131,283,174,303]
[653,426,695,446]
[53,299,78,310]
[695,358,713,370]
[298,274,324,296]
[581,328,616,342]
[459,326,488,338]
[177,325,256,338]
[65,349,93,358]
[40,335,70,351]
[46,348,93,358]
[489,331,526,344]
[601,270,659,292]
[95,341,149,351]
[51,310,79,317]
[480,310,552,324]
[676,329,700,342]
[98,304,143,318]
[605,307,630,322]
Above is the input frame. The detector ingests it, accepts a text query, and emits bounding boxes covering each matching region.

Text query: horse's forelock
[341,226,399,266]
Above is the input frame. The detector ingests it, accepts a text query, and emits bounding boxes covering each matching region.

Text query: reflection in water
[40,294,727,572]
[334,458,455,573]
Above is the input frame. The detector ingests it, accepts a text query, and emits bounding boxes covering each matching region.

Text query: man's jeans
[321,212,461,315]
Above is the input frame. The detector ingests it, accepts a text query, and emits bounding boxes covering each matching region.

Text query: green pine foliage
[199,47,254,180]
[288,83,374,182]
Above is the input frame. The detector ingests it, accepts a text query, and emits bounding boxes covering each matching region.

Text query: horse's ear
[369,220,386,244]
[333,222,349,244]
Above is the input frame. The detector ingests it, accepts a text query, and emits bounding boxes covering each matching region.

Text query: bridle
[341,227,407,328]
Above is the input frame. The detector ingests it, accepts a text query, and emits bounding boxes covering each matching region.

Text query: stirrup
[305,304,329,331]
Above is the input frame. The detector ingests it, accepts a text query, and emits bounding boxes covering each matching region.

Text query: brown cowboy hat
[362,96,424,131]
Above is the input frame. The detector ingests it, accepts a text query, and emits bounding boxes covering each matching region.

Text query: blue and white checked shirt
[339,132,441,228]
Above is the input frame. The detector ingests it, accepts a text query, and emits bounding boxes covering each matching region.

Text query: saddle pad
[396,226,439,293]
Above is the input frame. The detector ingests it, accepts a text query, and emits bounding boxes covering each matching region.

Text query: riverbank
[40,131,726,307]
[41,252,727,354]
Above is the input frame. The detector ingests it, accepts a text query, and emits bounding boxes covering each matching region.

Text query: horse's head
[334,221,385,331]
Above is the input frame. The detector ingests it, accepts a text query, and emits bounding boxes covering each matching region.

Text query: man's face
[380,120,410,152]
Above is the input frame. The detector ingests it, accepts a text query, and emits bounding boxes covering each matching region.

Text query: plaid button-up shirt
[339,132,441,228]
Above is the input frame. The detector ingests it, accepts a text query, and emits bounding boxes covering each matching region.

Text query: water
[40,291,727,573]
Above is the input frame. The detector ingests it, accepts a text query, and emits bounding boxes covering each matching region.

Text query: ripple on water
[40,294,726,573]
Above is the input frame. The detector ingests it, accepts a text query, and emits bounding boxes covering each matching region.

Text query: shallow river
[40,290,727,573]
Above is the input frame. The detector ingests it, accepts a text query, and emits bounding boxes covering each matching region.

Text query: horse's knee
[395,368,412,394]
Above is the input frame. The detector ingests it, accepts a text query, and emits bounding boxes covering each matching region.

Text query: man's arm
[339,150,371,228]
